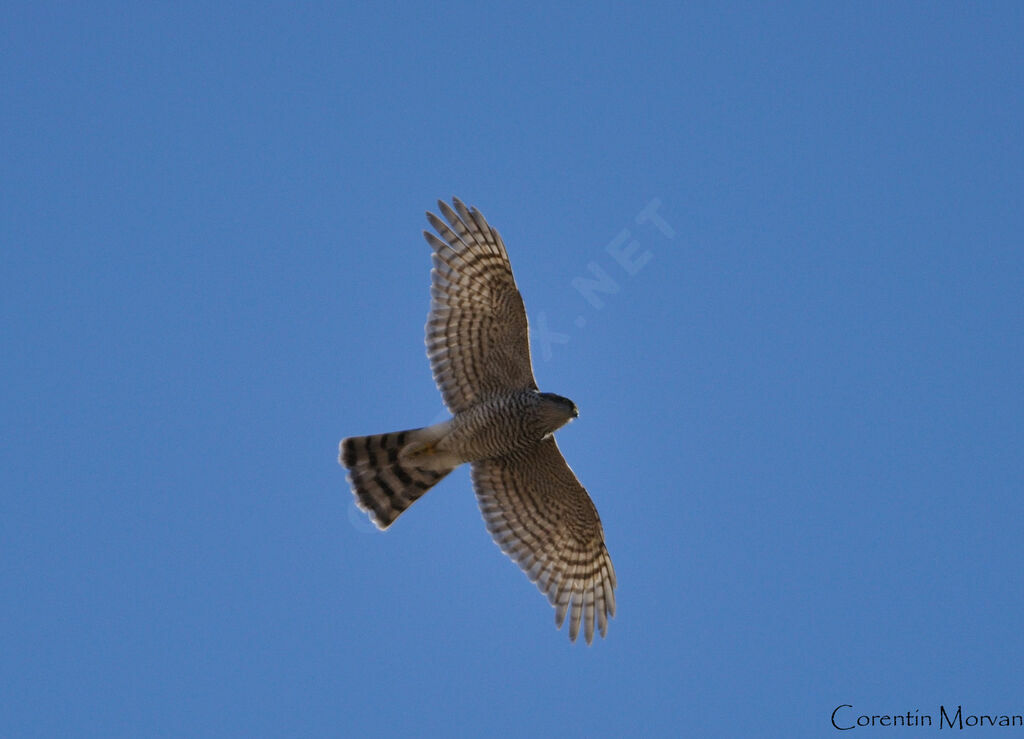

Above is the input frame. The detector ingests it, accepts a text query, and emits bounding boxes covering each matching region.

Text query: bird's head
[537,392,579,432]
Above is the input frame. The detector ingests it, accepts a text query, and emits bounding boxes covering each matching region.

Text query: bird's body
[340,198,616,644]
[442,390,579,463]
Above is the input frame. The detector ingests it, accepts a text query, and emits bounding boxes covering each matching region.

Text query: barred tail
[339,424,456,529]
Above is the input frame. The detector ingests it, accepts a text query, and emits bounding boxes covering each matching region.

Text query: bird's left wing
[470,437,616,644]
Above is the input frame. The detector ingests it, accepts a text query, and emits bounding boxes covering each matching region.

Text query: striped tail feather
[339,426,455,528]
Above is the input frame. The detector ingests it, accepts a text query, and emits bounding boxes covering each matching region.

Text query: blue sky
[3,2,1023,736]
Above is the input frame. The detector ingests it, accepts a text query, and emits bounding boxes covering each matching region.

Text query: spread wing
[470,437,617,644]
[423,198,538,414]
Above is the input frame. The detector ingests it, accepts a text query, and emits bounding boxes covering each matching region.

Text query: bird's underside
[340,197,616,644]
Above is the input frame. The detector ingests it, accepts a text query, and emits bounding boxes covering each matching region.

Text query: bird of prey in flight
[340,198,616,644]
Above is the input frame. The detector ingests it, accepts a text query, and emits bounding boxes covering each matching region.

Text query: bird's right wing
[424,198,538,414]
[470,437,616,644]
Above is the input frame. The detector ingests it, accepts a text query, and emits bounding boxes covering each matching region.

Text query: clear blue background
[3,3,1023,736]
